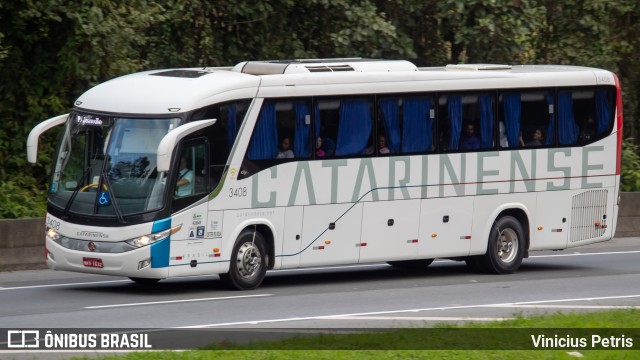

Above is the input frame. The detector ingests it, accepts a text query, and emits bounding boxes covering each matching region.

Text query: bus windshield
[49,112,181,218]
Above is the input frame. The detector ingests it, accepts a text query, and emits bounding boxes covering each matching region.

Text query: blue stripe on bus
[152,217,172,232]
[151,217,171,268]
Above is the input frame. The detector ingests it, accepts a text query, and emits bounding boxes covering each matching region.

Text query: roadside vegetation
[2,1,640,218]
[80,309,639,359]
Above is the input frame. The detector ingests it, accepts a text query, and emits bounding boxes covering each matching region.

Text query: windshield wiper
[62,167,91,218]
[99,171,126,224]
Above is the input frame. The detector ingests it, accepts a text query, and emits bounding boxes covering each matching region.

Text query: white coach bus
[27,59,623,290]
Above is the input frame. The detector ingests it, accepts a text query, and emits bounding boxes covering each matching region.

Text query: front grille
[54,237,137,253]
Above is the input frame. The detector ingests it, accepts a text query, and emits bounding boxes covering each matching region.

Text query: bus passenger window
[500,90,554,148]
[315,98,372,157]
[191,99,250,188]
[247,99,312,161]
[378,96,435,155]
[570,87,615,145]
[439,93,495,152]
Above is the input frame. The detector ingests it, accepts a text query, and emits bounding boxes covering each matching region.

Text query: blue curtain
[314,102,321,139]
[226,104,237,151]
[545,93,555,145]
[448,95,462,150]
[336,99,373,156]
[558,91,579,145]
[503,92,521,148]
[379,98,401,153]
[294,102,311,157]
[479,95,494,148]
[402,97,433,152]
[247,101,278,160]
[595,89,611,134]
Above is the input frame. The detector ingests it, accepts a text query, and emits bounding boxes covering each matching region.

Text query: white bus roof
[74,59,614,115]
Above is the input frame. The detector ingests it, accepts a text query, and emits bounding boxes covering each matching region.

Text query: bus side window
[174,142,207,199]
[571,87,614,145]
[555,88,612,146]
[439,93,495,152]
[247,99,312,161]
[378,96,435,155]
[316,98,373,157]
[499,90,554,149]
[192,99,250,188]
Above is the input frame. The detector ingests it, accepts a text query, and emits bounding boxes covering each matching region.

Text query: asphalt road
[1,237,639,331]
[1,237,639,357]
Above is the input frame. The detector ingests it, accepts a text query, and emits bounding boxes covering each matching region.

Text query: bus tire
[219,229,268,290]
[128,277,161,285]
[479,216,525,274]
[387,259,434,269]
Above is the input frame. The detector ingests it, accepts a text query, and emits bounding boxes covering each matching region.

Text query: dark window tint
[191,99,250,188]
[247,99,312,160]
[438,93,495,152]
[378,96,435,155]
[498,90,554,148]
[314,98,373,158]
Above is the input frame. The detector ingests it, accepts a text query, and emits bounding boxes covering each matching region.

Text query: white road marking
[0,279,129,290]
[529,250,640,258]
[322,316,514,321]
[181,293,640,328]
[492,304,640,309]
[84,294,272,309]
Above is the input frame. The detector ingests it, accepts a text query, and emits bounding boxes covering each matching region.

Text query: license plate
[83,257,103,268]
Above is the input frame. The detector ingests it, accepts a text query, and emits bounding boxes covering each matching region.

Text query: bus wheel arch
[468,208,529,274]
[251,224,275,270]
[497,208,530,259]
[220,226,270,290]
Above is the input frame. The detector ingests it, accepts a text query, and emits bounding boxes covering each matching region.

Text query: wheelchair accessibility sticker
[98,191,111,206]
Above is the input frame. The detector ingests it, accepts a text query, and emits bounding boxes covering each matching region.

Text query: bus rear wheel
[477,215,525,274]
[219,229,268,290]
[387,259,434,269]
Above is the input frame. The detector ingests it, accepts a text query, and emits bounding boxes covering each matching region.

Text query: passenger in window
[460,123,480,150]
[276,136,294,159]
[315,136,325,158]
[175,155,193,197]
[579,116,596,143]
[526,128,544,146]
[499,122,509,147]
[366,134,390,154]
[377,135,390,154]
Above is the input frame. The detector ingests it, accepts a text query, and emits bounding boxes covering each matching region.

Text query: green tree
[2,0,640,218]
[0,1,165,218]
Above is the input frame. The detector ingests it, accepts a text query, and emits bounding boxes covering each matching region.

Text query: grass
[77,309,639,359]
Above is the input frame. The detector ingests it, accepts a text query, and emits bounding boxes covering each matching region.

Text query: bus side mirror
[156,119,216,172]
[26,113,69,163]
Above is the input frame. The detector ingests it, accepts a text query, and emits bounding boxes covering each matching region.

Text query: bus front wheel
[219,229,268,290]
[477,216,525,274]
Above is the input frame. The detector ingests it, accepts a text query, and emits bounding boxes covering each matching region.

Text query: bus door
[359,200,421,263]
[168,141,221,276]
[418,196,473,258]
[299,203,362,267]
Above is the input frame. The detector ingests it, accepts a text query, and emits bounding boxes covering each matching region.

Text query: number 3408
[229,187,247,197]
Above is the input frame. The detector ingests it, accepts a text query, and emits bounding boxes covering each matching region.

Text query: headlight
[46,228,61,241]
[125,225,182,248]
